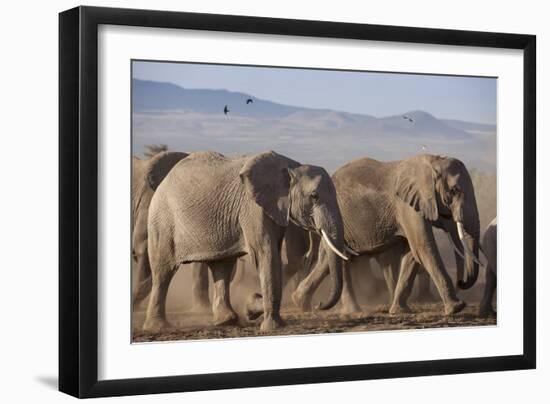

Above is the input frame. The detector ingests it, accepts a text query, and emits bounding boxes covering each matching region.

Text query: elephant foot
[444,300,466,315]
[213,308,238,326]
[389,303,412,315]
[291,289,313,312]
[143,317,173,333]
[260,316,285,332]
[245,293,264,321]
[478,305,496,318]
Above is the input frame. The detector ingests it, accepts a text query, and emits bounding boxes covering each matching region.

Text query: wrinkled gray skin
[479,218,497,316]
[143,151,346,332]
[293,154,481,316]
[190,223,317,320]
[132,152,214,311]
[244,223,319,321]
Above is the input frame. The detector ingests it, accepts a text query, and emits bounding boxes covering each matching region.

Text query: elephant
[131,151,210,312]
[292,154,482,316]
[479,218,497,316]
[288,233,436,313]
[143,150,348,332]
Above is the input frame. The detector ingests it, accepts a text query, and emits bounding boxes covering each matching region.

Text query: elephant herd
[132,150,497,333]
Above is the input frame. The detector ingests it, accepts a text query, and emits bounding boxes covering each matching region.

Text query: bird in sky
[403,115,414,123]
[421,145,427,151]
[246,98,254,104]
[224,105,230,115]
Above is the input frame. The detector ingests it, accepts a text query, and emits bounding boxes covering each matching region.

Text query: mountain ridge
[132,78,496,173]
[133,78,495,132]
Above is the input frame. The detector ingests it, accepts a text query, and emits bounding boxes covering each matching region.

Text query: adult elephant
[143,151,348,332]
[293,154,482,316]
[132,151,209,311]
[479,218,497,316]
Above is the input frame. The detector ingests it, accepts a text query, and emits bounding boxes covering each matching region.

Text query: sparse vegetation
[143,143,169,158]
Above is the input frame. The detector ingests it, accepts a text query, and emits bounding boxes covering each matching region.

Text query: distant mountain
[132,79,496,173]
[133,79,300,118]
[378,110,474,141]
[441,119,496,134]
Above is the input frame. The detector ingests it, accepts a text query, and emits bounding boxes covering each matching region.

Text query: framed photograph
[59,6,536,398]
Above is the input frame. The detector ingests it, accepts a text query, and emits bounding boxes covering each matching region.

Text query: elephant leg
[340,260,361,314]
[479,267,497,317]
[245,252,287,323]
[257,250,285,332]
[375,248,401,305]
[413,242,464,315]
[281,249,299,295]
[189,263,211,313]
[132,249,152,310]
[143,256,177,332]
[401,214,464,315]
[415,271,436,303]
[382,266,397,304]
[208,259,238,326]
[389,251,418,314]
[292,247,329,311]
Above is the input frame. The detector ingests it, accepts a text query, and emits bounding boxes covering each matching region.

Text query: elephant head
[395,154,481,290]
[239,151,347,310]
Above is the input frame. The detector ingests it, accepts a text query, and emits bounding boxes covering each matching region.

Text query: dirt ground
[132,303,496,342]
[132,236,497,343]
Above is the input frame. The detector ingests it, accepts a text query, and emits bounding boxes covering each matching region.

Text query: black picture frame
[59,6,536,398]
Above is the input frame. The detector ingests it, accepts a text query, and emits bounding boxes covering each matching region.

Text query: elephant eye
[310,191,319,201]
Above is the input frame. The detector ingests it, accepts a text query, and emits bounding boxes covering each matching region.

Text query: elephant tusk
[321,230,349,261]
[456,221,465,240]
[456,222,486,268]
[344,245,360,256]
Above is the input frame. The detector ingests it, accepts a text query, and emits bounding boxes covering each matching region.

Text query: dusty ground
[132,247,496,343]
[132,303,496,342]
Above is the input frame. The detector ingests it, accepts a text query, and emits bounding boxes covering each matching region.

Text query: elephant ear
[395,156,439,221]
[147,151,189,191]
[239,151,300,227]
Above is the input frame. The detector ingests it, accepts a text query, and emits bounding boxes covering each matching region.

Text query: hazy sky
[133,60,497,124]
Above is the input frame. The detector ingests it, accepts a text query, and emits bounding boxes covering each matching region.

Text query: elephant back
[152,151,247,262]
[146,151,189,191]
[132,151,188,226]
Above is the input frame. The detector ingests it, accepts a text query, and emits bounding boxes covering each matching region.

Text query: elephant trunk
[456,206,481,290]
[313,205,346,311]
[446,231,466,289]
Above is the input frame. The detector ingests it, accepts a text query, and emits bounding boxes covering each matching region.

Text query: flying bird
[246,98,254,104]
[403,115,414,123]
[223,105,230,115]
[421,145,427,151]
